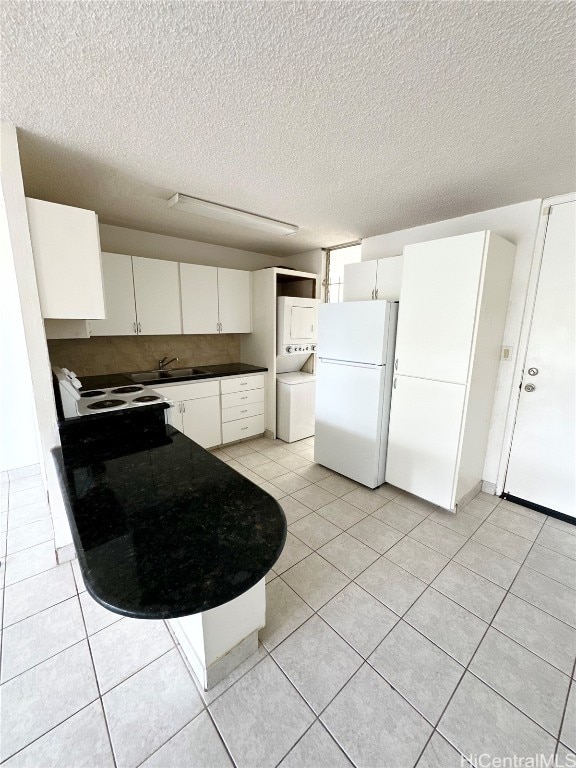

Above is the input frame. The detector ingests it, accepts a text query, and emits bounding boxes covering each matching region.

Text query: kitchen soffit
[1,1,575,257]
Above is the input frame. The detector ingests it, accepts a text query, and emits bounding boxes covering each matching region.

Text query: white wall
[283,248,324,275]
[0,195,39,471]
[99,223,281,270]
[1,122,72,558]
[283,248,326,299]
[361,200,543,490]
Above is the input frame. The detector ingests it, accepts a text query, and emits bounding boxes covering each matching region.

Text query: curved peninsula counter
[54,404,286,688]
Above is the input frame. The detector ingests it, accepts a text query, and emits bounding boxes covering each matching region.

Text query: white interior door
[181,264,219,334]
[386,375,466,509]
[132,257,182,335]
[314,359,386,487]
[505,201,576,517]
[343,260,377,301]
[397,232,485,384]
[90,253,137,336]
[217,268,251,333]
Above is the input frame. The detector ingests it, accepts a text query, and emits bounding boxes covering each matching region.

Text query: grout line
[270,486,572,766]
[4,532,55,559]
[1,562,77,630]
[74,590,118,768]
[555,656,576,755]
[0,604,85,686]
[517,561,576,593]
[418,528,562,761]
[0,698,100,764]
[205,707,238,768]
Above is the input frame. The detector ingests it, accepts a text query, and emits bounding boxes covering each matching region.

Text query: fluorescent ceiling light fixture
[167,193,299,236]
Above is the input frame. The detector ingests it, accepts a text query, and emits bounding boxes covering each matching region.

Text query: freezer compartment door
[385,375,466,510]
[317,301,397,366]
[314,359,391,488]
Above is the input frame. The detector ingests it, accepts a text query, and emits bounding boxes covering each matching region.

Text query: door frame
[495,192,576,496]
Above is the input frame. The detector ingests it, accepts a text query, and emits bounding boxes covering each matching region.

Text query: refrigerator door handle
[394,358,398,370]
[319,357,382,369]
[394,377,397,389]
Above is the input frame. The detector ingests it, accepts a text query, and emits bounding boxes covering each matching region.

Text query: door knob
[528,368,539,376]
[524,383,536,392]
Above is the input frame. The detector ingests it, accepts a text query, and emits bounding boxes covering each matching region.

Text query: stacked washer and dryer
[276,296,320,442]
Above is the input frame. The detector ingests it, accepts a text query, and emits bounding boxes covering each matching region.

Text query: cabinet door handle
[371,288,374,300]
[394,378,397,389]
[182,402,186,413]
[241,426,248,431]
[375,288,378,299]
[133,322,137,334]
[394,358,398,370]
[241,409,248,413]
[138,322,142,334]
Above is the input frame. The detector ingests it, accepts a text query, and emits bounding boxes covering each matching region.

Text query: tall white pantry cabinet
[385,231,516,511]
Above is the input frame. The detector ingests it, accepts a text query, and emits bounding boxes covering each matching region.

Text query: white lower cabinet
[386,376,467,509]
[181,397,221,449]
[222,414,265,444]
[152,381,221,448]
[152,374,265,448]
[221,374,265,394]
[220,374,265,443]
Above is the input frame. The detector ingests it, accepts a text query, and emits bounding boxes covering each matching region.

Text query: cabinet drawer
[152,380,220,401]
[221,374,264,395]
[221,388,264,409]
[222,414,265,443]
[222,402,264,423]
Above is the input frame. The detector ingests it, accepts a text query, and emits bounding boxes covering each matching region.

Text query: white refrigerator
[314,301,398,488]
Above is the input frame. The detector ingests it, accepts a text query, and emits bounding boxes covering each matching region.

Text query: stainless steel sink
[129,368,206,383]
[165,368,204,378]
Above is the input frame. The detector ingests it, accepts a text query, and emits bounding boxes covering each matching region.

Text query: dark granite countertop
[54,406,286,620]
[78,363,267,392]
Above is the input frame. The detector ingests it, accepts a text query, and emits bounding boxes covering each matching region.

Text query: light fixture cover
[167,193,299,236]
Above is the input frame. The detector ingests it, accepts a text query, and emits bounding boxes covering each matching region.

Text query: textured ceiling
[1,1,575,256]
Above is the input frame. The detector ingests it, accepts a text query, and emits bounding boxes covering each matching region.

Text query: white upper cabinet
[26,198,105,319]
[395,232,486,384]
[343,257,402,302]
[90,253,137,336]
[342,260,377,301]
[132,256,182,335]
[375,256,403,301]
[180,264,251,334]
[217,268,251,333]
[180,263,219,334]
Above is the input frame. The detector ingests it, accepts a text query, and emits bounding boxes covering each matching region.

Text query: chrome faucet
[158,356,179,370]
